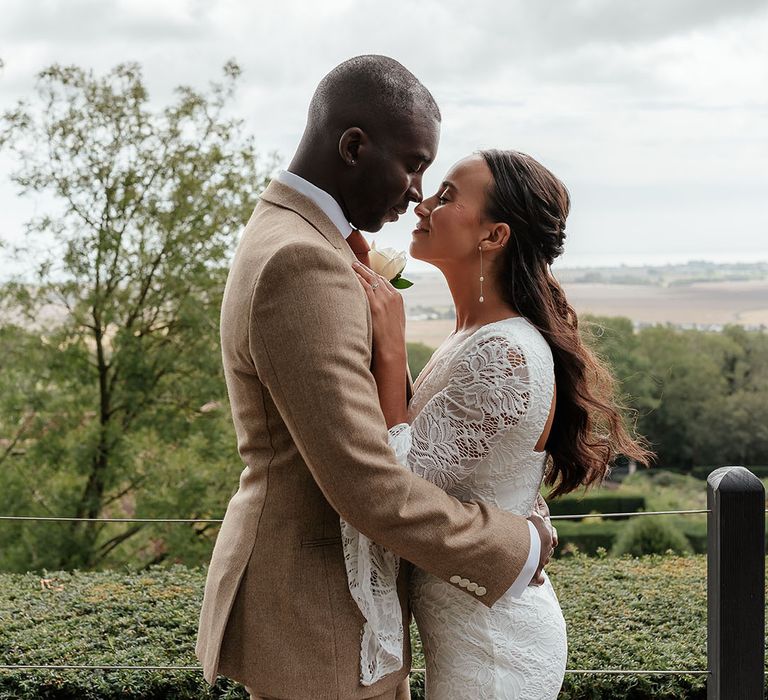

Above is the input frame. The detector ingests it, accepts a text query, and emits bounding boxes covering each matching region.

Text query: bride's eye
[438,191,449,205]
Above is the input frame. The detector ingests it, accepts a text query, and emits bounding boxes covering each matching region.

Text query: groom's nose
[407,174,424,203]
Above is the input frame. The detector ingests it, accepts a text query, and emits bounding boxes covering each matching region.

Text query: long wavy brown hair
[481,149,653,497]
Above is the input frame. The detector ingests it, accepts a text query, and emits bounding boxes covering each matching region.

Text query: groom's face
[347,112,440,233]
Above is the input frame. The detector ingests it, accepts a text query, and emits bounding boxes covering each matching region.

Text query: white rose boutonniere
[369,241,414,289]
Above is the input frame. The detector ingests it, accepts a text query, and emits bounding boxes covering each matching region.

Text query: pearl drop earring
[479,244,484,303]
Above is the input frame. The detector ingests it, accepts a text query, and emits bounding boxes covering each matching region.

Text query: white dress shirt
[275,170,355,239]
[274,169,541,595]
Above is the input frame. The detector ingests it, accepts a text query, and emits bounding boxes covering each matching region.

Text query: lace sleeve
[339,433,411,686]
[341,332,532,686]
[387,422,411,464]
[402,332,531,490]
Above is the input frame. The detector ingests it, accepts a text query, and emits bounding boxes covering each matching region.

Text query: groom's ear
[338,127,368,166]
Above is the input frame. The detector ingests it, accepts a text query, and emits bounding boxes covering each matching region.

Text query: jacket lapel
[261,179,414,407]
[260,180,354,259]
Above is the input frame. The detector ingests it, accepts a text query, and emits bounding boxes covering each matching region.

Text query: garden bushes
[548,495,647,519]
[612,516,692,557]
[0,556,730,699]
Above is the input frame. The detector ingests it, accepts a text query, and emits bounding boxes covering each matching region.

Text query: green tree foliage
[580,315,658,419]
[0,62,274,571]
[406,341,435,379]
[1,62,766,577]
[583,316,768,471]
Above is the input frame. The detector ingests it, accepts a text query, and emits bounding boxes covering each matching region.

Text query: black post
[708,466,765,699]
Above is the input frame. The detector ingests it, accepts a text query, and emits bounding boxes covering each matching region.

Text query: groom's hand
[526,512,553,587]
[534,492,558,549]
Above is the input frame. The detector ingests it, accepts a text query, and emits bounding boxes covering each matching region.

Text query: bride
[345,149,651,699]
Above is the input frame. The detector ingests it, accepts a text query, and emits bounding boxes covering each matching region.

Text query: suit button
[475,586,487,596]
[460,578,470,588]
[449,575,461,584]
[467,582,478,592]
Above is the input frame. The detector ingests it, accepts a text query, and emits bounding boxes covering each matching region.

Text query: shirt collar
[274,170,355,239]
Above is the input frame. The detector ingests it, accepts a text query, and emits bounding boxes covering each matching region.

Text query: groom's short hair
[308,55,441,134]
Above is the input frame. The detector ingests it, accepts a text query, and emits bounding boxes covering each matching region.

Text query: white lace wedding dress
[341,316,567,699]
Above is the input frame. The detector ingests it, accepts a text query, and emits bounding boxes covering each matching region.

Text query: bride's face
[410,155,493,267]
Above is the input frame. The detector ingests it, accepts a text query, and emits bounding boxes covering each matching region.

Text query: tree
[0,62,274,571]
[580,315,659,419]
[406,341,435,380]
[637,327,744,469]
[579,317,768,470]
[708,326,768,466]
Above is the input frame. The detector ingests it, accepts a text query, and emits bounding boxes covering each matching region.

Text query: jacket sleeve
[247,241,531,607]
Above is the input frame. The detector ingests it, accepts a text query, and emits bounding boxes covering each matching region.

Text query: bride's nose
[414,199,431,218]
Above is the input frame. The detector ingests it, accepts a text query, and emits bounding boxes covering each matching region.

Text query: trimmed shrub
[681,523,708,554]
[0,567,230,700]
[554,554,709,699]
[549,495,647,520]
[612,516,692,557]
[556,519,706,557]
[555,520,621,556]
[0,556,750,699]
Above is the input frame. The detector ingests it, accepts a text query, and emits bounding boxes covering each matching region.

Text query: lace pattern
[339,520,403,685]
[341,318,566,695]
[402,334,531,491]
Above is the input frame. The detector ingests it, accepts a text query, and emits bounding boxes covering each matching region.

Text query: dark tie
[347,229,371,267]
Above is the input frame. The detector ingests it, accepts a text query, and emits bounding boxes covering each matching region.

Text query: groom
[196,55,554,700]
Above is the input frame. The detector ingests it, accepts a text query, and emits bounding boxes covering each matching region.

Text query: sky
[1,0,766,274]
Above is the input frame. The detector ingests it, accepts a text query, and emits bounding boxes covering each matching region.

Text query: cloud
[480,0,766,47]
[1,0,766,273]
[3,0,206,43]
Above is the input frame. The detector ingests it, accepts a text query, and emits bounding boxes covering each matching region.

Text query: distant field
[403,275,768,347]
[563,280,768,324]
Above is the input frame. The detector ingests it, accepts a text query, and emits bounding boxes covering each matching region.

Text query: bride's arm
[345,262,410,685]
[353,261,409,428]
[371,345,409,428]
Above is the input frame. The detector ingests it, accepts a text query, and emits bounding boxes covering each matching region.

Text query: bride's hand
[352,261,406,360]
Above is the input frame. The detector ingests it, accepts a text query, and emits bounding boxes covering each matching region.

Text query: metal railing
[0,466,765,698]
[0,507,710,523]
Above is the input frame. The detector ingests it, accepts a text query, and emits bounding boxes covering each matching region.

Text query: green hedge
[556,520,708,557]
[549,495,647,519]
[0,557,761,699]
[555,520,619,556]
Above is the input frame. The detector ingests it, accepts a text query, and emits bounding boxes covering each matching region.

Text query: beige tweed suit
[195,180,532,699]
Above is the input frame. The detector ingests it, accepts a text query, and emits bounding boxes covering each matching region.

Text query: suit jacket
[195,180,532,699]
